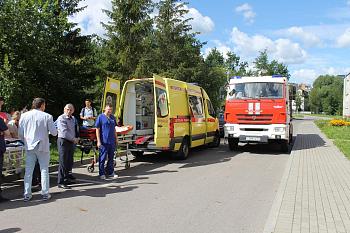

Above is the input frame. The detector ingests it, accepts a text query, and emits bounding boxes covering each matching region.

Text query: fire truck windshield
[227,82,283,100]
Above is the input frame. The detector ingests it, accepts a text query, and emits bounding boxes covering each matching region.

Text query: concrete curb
[262,141,296,233]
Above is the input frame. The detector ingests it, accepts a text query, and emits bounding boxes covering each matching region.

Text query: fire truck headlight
[274,127,285,132]
[225,126,234,131]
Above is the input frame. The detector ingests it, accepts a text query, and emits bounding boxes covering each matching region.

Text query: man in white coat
[19,98,57,201]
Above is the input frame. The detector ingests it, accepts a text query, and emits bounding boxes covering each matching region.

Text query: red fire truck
[224,75,293,152]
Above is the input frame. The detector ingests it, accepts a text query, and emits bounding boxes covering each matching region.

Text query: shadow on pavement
[291,133,326,151]
[0,228,22,233]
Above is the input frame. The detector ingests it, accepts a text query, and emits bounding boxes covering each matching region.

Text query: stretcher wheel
[87,165,94,173]
[125,162,130,169]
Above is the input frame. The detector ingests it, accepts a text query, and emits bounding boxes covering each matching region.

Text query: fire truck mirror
[229,89,236,96]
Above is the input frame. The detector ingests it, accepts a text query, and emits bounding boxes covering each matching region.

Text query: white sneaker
[23,195,32,202]
[42,194,51,201]
[108,173,118,179]
[100,175,106,180]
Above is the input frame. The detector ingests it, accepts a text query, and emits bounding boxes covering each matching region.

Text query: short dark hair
[32,98,46,109]
[105,104,113,108]
[0,96,4,101]
[85,99,92,102]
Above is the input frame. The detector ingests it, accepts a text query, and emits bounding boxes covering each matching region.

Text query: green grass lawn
[293,114,304,119]
[315,120,350,159]
[49,142,95,165]
[303,113,343,119]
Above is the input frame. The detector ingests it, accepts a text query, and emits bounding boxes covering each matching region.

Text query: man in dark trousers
[95,104,117,180]
[0,117,9,202]
[56,104,79,189]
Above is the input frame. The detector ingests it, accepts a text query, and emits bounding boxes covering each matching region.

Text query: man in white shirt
[80,99,97,128]
[19,98,57,202]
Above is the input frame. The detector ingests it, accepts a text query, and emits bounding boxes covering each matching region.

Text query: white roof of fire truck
[228,75,287,84]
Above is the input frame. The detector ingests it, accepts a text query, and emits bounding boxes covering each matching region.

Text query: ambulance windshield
[227,82,283,100]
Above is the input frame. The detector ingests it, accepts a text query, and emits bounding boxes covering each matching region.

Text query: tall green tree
[0,0,97,116]
[103,0,154,82]
[309,75,343,115]
[253,50,290,78]
[153,0,203,78]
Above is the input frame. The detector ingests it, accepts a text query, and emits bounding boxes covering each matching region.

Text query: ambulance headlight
[274,127,285,132]
[225,126,234,131]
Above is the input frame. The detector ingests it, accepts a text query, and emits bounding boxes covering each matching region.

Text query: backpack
[81,107,97,118]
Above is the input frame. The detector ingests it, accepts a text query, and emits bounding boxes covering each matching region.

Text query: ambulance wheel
[176,138,189,160]
[228,138,238,151]
[209,131,221,148]
[87,165,94,173]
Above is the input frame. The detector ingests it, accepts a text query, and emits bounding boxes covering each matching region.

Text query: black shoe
[68,174,76,180]
[65,180,76,185]
[58,184,70,189]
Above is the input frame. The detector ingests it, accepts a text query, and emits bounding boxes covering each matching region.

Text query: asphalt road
[0,128,292,233]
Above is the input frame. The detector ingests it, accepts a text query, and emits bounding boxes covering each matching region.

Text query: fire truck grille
[236,114,273,122]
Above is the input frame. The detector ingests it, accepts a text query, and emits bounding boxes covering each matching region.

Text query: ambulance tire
[209,131,221,148]
[228,138,238,151]
[175,138,189,160]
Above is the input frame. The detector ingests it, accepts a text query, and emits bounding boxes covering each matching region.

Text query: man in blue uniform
[95,104,117,179]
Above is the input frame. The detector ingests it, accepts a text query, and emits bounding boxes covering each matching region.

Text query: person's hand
[97,141,101,148]
[73,138,80,144]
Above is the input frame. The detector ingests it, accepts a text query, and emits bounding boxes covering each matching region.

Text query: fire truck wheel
[281,141,289,153]
[228,138,238,151]
[176,138,189,160]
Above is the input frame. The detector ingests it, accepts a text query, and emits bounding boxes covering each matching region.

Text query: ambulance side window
[156,88,168,117]
[189,95,204,118]
[206,99,216,117]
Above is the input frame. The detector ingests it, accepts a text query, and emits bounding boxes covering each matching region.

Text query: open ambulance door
[153,75,170,149]
[102,77,121,116]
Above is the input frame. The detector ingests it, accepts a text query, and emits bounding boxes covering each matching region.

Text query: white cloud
[235,3,256,24]
[284,27,322,47]
[291,69,318,84]
[183,6,215,34]
[336,28,350,47]
[70,0,111,36]
[290,67,350,84]
[230,27,307,64]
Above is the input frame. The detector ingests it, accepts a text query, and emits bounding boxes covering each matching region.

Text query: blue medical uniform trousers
[99,144,115,176]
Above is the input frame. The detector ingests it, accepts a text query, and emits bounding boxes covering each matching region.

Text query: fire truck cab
[224,75,293,152]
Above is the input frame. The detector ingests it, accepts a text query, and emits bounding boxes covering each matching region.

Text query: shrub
[330,119,350,126]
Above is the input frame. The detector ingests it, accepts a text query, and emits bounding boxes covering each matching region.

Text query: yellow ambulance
[102,74,220,159]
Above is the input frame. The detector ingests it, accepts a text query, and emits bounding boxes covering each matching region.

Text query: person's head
[11,111,21,123]
[32,98,46,111]
[85,99,92,108]
[64,103,75,117]
[104,104,113,116]
[0,96,4,110]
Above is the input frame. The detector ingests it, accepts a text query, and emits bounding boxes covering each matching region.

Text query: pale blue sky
[71,0,350,84]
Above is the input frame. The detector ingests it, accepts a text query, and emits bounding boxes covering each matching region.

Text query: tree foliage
[0,0,97,116]
[309,75,343,115]
[254,50,290,78]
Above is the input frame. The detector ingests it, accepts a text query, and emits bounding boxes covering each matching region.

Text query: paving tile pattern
[269,120,350,233]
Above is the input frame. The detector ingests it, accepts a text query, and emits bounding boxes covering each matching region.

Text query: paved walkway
[264,119,350,233]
